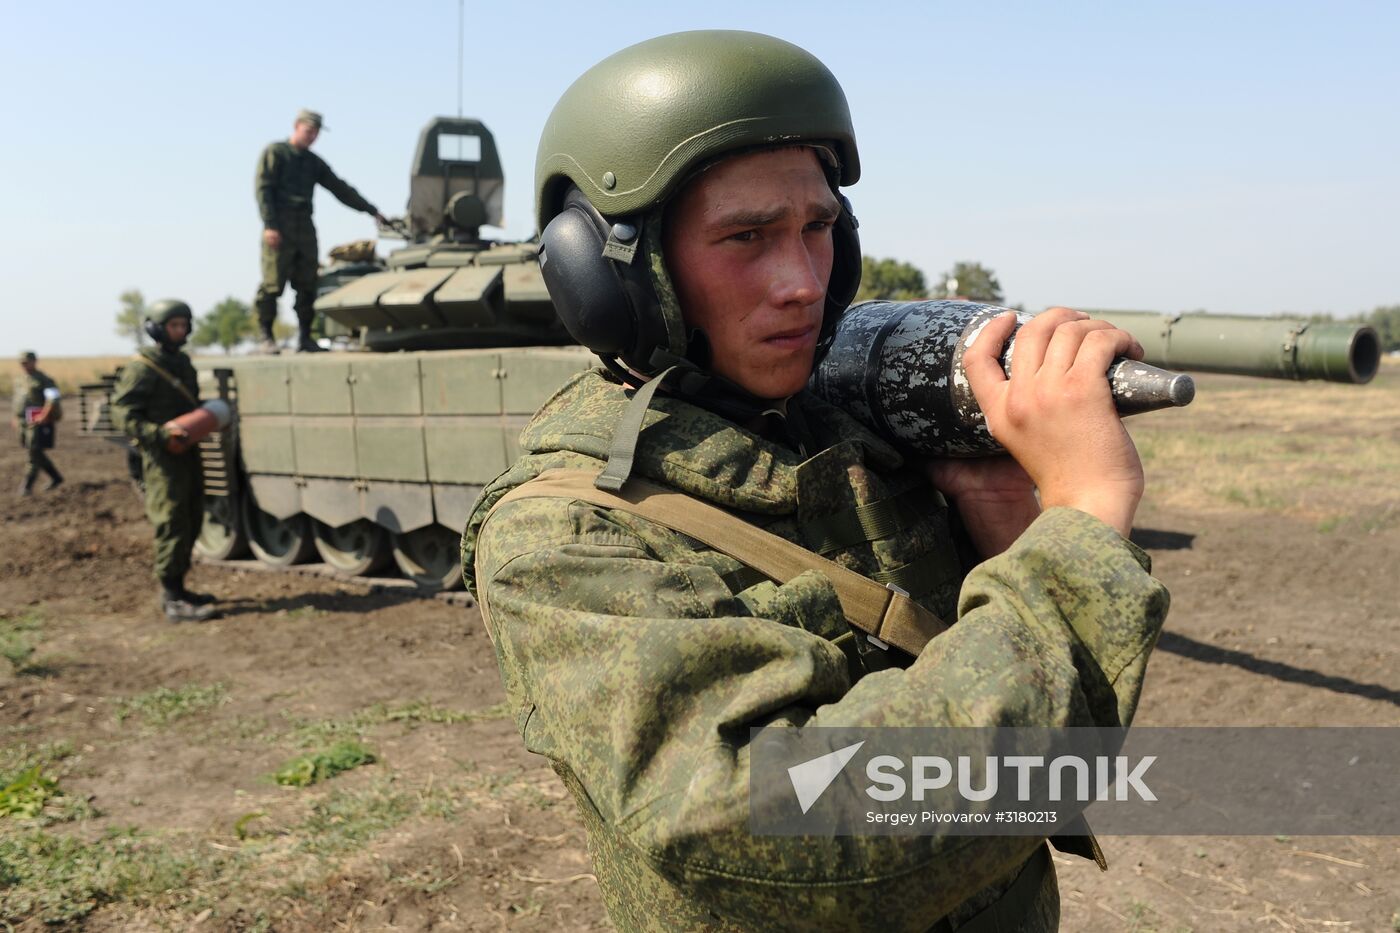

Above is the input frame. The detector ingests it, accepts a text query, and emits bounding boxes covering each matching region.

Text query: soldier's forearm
[113,411,163,449]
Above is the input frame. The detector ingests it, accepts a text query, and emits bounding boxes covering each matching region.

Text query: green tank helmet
[149,299,193,324]
[144,299,194,348]
[535,29,859,227]
[535,30,862,380]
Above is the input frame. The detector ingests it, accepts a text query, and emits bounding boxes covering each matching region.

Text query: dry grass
[2,355,131,398]
[1128,362,1400,529]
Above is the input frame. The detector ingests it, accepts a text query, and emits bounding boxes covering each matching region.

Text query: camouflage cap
[19,350,36,363]
[295,108,326,130]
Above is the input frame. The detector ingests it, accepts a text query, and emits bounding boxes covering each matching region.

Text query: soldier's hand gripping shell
[963,308,1146,537]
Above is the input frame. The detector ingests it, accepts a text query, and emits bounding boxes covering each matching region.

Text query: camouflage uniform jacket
[255,141,377,229]
[109,347,199,450]
[463,369,1169,932]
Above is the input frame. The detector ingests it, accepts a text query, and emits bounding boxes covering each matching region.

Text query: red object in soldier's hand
[162,400,232,454]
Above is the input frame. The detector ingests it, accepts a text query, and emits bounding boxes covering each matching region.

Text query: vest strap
[487,468,950,657]
[129,355,198,407]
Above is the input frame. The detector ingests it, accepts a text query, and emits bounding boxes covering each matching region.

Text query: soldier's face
[165,318,191,344]
[291,121,320,149]
[664,147,838,401]
[20,360,34,375]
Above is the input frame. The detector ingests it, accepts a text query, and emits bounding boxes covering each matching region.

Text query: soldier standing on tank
[254,108,386,354]
[111,300,217,622]
[12,351,63,496]
[464,32,1168,931]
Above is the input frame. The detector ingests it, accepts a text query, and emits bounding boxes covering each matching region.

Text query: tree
[192,298,255,354]
[855,256,928,302]
[114,289,148,348]
[934,261,1004,305]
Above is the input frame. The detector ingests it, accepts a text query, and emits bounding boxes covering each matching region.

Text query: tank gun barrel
[810,300,1195,458]
[1088,311,1381,385]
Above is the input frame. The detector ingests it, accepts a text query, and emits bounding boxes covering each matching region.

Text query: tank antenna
[456,0,464,118]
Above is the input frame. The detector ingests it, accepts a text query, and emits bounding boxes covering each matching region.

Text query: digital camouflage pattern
[253,140,377,328]
[14,366,61,489]
[110,347,203,583]
[463,369,1170,931]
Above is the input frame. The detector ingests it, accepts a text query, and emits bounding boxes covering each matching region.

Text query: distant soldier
[111,300,217,622]
[12,351,63,496]
[254,108,386,354]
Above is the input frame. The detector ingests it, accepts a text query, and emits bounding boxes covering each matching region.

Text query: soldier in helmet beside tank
[12,351,63,496]
[254,108,387,354]
[110,300,217,622]
[464,32,1169,931]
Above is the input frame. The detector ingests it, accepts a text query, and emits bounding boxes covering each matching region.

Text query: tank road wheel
[313,519,391,577]
[391,524,464,591]
[241,493,316,567]
[196,493,249,561]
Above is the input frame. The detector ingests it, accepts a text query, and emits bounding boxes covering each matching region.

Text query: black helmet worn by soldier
[534,30,862,489]
[144,299,194,351]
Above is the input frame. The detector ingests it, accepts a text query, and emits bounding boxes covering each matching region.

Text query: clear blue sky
[3,0,1396,357]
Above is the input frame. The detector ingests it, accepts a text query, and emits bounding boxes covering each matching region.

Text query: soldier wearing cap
[110,300,217,622]
[12,351,63,496]
[463,31,1168,931]
[253,108,386,353]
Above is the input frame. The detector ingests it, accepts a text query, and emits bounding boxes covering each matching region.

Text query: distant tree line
[856,258,1005,305]
[114,290,290,353]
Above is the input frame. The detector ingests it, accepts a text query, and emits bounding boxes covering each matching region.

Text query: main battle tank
[79,116,1380,590]
[84,117,594,590]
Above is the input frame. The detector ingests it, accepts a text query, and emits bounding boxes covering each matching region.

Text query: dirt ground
[1,367,1397,931]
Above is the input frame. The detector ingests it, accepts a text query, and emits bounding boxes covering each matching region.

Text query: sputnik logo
[787,741,865,814]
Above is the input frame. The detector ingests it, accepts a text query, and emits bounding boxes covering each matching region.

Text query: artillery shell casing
[810,300,1194,457]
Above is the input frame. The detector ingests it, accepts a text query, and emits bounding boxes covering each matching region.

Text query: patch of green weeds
[233,811,268,841]
[115,682,228,729]
[1316,514,1343,534]
[0,826,232,925]
[381,699,509,726]
[293,778,414,857]
[273,741,376,787]
[0,741,93,825]
[0,609,43,672]
[0,739,74,778]
[0,766,58,818]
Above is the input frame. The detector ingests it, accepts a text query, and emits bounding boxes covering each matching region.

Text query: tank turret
[315,118,572,353]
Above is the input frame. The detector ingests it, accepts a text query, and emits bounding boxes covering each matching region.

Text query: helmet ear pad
[142,318,166,345]
[538,188,668,374]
